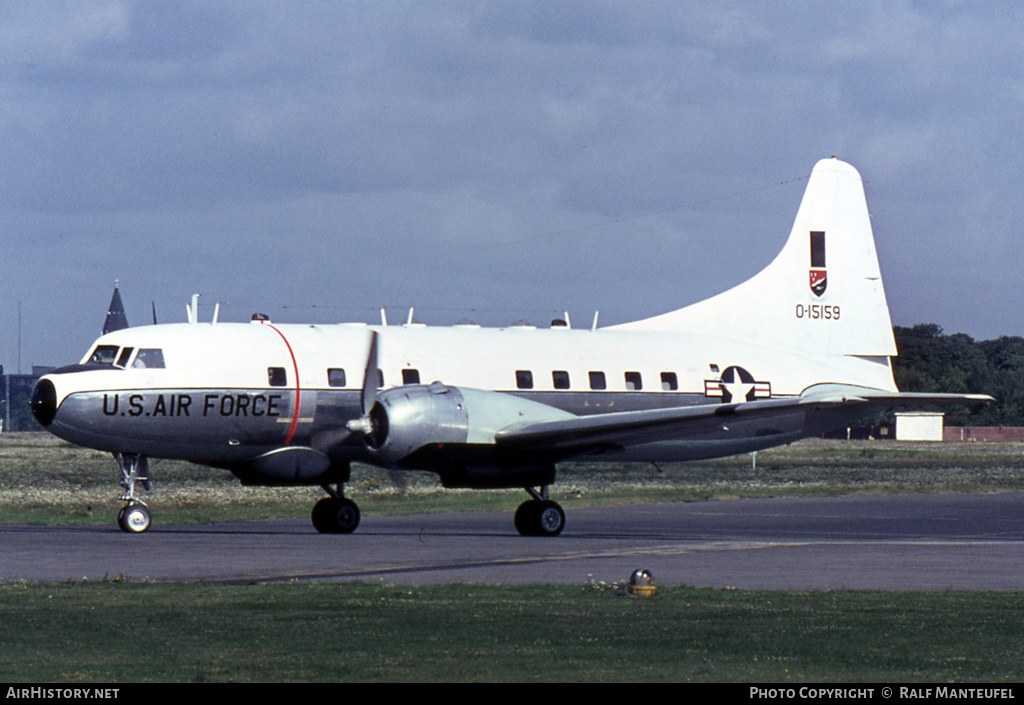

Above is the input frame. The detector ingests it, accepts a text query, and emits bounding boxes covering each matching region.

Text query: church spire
[103,282,129,334]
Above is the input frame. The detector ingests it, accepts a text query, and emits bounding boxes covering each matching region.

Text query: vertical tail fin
[614,158,897,359]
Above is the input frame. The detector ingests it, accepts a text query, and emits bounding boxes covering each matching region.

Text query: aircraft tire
[312,497,361,534]
[514,499,565,537]
[117,503,151,534]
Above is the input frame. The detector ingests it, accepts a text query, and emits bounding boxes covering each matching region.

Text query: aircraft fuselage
[34,316,896,472]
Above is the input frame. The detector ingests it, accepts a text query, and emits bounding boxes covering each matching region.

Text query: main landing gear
[310,484,564,536]
[514,486,565,537]
[311,483,361,534]
[114,452,151,534]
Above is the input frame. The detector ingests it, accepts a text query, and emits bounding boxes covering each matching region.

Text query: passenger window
[661,372,678,391]
[115,347,135,368]
[133,349,165,369]
[268,367,288,387]
[402,369,421,385]
[625,371,642,391]
[328,368,346,387]
[589,371,606,390]
[552,370,570,390]
[88,345,120,365]
[516,370,534,390]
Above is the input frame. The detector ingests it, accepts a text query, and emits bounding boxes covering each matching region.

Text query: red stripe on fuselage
[261,322,301,445]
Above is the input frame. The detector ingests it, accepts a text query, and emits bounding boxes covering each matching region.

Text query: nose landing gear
[114,453,152,534]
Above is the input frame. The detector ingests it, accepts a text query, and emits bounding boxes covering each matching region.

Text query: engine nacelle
[364,382,575,468]
[228,447,351,486]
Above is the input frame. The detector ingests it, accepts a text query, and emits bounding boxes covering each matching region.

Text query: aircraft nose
[31,378,57,427]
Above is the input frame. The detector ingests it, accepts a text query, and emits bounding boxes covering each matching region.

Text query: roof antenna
[187,294,199,325]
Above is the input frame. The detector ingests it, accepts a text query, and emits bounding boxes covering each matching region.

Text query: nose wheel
[114,452,152,533]
[515,487,565,537]
[117,502,151,533]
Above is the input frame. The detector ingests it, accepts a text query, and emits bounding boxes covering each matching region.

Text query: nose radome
[30,378,57,427]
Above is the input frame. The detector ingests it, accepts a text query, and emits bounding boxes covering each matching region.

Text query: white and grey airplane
[31,158,989,535]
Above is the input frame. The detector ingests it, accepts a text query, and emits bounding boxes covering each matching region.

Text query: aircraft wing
[493,386,993,456]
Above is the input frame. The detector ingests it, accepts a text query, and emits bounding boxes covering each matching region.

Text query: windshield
[84,345,165,369]
[133,349,165,369]
[87,345,119,365]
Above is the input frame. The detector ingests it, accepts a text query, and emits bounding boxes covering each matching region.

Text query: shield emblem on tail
[809,269,827,297]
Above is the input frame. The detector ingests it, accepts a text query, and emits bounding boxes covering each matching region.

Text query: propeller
[360,330,380,421]
[311,330,382,453]
[309,329,406,490]
[345,331,385,445]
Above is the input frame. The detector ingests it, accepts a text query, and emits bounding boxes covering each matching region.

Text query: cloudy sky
[2,1,1023,369]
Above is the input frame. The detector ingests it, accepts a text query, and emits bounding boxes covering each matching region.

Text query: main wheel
[514,499,565,537]
[311,497,361,534]
[117,503,151,534]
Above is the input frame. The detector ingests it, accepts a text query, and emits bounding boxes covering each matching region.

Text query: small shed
[895,412,945,441]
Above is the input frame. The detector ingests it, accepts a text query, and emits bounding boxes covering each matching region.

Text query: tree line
[893,324,1024,426]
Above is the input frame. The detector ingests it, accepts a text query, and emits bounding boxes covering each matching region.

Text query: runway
[3,493,1024,590]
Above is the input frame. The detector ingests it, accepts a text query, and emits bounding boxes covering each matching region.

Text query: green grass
[1,582,1021,682]
[4,434,1024,682]
[4,433,1024,526]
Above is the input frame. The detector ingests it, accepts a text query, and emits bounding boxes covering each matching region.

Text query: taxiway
[3,494,1022,590]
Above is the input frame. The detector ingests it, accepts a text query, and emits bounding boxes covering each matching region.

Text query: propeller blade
[346,330,381,437]
[361,330,379,414]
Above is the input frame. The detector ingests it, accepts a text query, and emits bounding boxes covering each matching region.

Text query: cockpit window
[87,345,120,365]
[84,345,165,369]
[115,347,135,368]
[133,349,166,369]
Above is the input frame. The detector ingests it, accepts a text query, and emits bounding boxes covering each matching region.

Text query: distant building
[943,426,1024,442]
[895,412,945,441]
[3,283,129,433]
[1,366,49,433]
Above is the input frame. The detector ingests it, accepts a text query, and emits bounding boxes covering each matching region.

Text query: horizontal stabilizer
[798,383,994,407]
